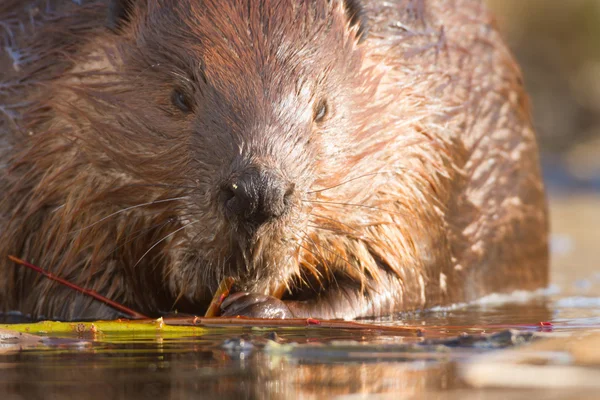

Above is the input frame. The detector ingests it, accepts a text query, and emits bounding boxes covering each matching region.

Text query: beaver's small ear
[107,0,136,31]
[344,0,369,43]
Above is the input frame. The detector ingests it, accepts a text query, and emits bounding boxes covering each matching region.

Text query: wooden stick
[163,316,424,335]
[8,255,149,320]
[204,277,235,317]
[161,317,554,335]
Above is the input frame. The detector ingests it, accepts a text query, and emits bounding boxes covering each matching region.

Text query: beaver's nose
[220,169,294,230]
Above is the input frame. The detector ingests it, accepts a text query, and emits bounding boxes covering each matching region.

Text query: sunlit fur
[0,0,548,320]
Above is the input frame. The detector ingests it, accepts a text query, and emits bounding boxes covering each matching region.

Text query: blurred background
[488,0,600,191]
[487,0,599,291]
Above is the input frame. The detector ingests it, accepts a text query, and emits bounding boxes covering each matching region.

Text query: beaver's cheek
[220,292,294,319]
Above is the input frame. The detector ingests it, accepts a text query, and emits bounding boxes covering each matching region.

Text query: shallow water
[1,194,599,400]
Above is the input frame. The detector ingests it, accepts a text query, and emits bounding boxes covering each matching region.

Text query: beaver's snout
[220,168,294,232]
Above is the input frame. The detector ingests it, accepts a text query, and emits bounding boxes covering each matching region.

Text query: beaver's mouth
[229,232,293,271]
[198,226,298,293]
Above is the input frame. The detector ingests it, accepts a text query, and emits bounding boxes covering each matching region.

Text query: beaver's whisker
[306,223,361,238]
[295,242,325,283]
[71,196,190,233]
[171,253,213,311]
[300,228,356,274]
[169,70,194,85]
[308,213,365,235]
[307,216,385,243]
[133,221,197,270]
[109,217,178,257]
[172,286,187,310]
[278,241,303,287]
[304,199,390,213]
[307,170,400,194]
[135,62,161,78]
[304,200,415,219]
[297,230,327,269]
[112,182,200,192]
[195,255,213,293]
[296,232,340,292]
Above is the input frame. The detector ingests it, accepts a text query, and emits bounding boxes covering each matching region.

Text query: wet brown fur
[0,0,548,320]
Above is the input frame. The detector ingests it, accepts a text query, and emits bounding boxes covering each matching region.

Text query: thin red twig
[8,255,149,320]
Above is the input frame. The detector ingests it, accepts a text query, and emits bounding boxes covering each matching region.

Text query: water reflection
[0,299,572,400]
[1,337,464,399]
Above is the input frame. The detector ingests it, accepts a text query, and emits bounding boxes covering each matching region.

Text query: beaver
[0,0,548,321]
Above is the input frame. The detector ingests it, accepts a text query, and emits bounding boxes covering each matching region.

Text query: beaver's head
[87,0,377,303]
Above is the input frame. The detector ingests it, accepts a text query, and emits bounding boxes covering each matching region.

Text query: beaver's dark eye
[313,99,328,123]
[171,89,193,113]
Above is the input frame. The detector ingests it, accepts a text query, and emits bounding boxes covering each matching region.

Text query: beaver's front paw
[220,292,294,319]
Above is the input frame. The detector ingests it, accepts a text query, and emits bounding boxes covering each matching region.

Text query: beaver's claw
[220,292,294,319]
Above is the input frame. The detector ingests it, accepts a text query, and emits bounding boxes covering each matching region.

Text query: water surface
[1,195,599,400]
